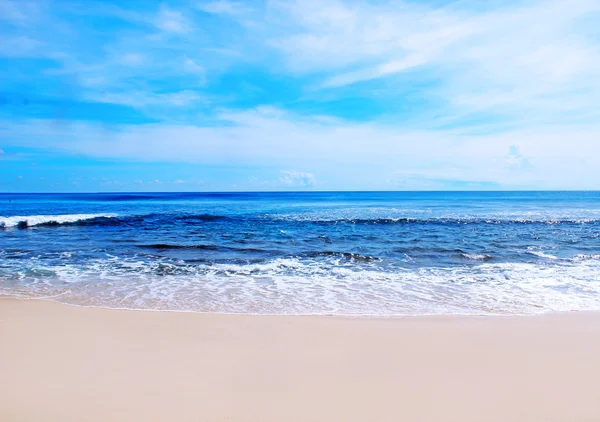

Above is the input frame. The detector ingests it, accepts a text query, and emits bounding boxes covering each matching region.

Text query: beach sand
[1,298,599,422]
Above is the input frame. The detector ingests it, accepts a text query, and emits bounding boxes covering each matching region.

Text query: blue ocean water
[1,191,600,315]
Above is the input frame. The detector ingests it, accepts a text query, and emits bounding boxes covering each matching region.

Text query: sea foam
[3,254,600,316]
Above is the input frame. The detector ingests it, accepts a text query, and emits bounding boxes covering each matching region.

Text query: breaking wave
[3,192,600,316]
[2,254,600,315]
[0,214,117,228]
[3,212,599,229]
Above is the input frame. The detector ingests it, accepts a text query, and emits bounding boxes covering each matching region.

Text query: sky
[1,0,600,192]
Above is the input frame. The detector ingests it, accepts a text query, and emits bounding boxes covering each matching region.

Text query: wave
[268,209,600,225]
[299,251,380,262]
[573,254,600,260]
[3,256,600,315]
[460,253,493,261]
[526,250,600,262]
[527,249,560,260]
[61,194,161,202]
[0,214,116,228]
[138,245,378,261]
[178,214,231,222]
[141,243,221,251]
[5,211,597,229]
[272,216,600,225]
[0,213,234,229]
[76,213,230,226]
[139,243,271,254]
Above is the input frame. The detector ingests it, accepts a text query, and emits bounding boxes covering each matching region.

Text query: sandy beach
[1,298,599,422]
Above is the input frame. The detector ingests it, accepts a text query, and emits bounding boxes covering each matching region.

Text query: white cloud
[155,6,189,34]
[2,0,600,191]
[4,108,600,189]
[183,57,204,74]
[505,145,533,171]
[0,35,42,57]
[173,179,185,184]
[119,53,145,66]
[0,0,40,24]
[321,55,426,88]
[265,0,600,120]
[3,0,600,125]
[280,170,316,187]
[182,57,207,86]
[385,174,498,190]
[197,1,252,17]
[89,90,204,108]
[8,0,598,126]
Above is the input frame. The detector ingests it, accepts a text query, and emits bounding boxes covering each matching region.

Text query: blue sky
[1,0,600,192]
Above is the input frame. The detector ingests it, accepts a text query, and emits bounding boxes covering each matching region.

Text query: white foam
[527,247,560,260]
[266,207,600,223]
[0,214,115,228]
[573,254,600,261]
[3,254,600,316]
[461,253,491,261]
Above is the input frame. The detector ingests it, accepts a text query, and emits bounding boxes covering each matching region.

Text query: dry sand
[1,298,600,422]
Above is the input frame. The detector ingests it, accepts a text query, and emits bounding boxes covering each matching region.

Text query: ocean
[1,191,600,315]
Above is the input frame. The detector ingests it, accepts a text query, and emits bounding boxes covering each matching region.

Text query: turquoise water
[1,191,600,315]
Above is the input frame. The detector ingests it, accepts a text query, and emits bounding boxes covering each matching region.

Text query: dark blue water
[2,192,600,315]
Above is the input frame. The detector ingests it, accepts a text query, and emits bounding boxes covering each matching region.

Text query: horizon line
[2,190,600,195]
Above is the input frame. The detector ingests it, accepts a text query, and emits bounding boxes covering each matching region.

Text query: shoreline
[0,295,586,318]
[2,298,600,421]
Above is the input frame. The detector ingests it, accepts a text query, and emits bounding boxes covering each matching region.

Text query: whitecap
[0,214,116,228]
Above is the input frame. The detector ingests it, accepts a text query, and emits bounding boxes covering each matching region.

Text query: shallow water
[2,191,600,315]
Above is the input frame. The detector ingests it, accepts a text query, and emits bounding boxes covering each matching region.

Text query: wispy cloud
[2,0,600,190]
[6,0,598,124]
[89,90,206,108]
[155,5,190,34]
[0,0,42,24]
[265,0,600,121]
[197,1,253,17]
[320,56,426,88]
[182,57,205,75]
[0,35,42,57]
